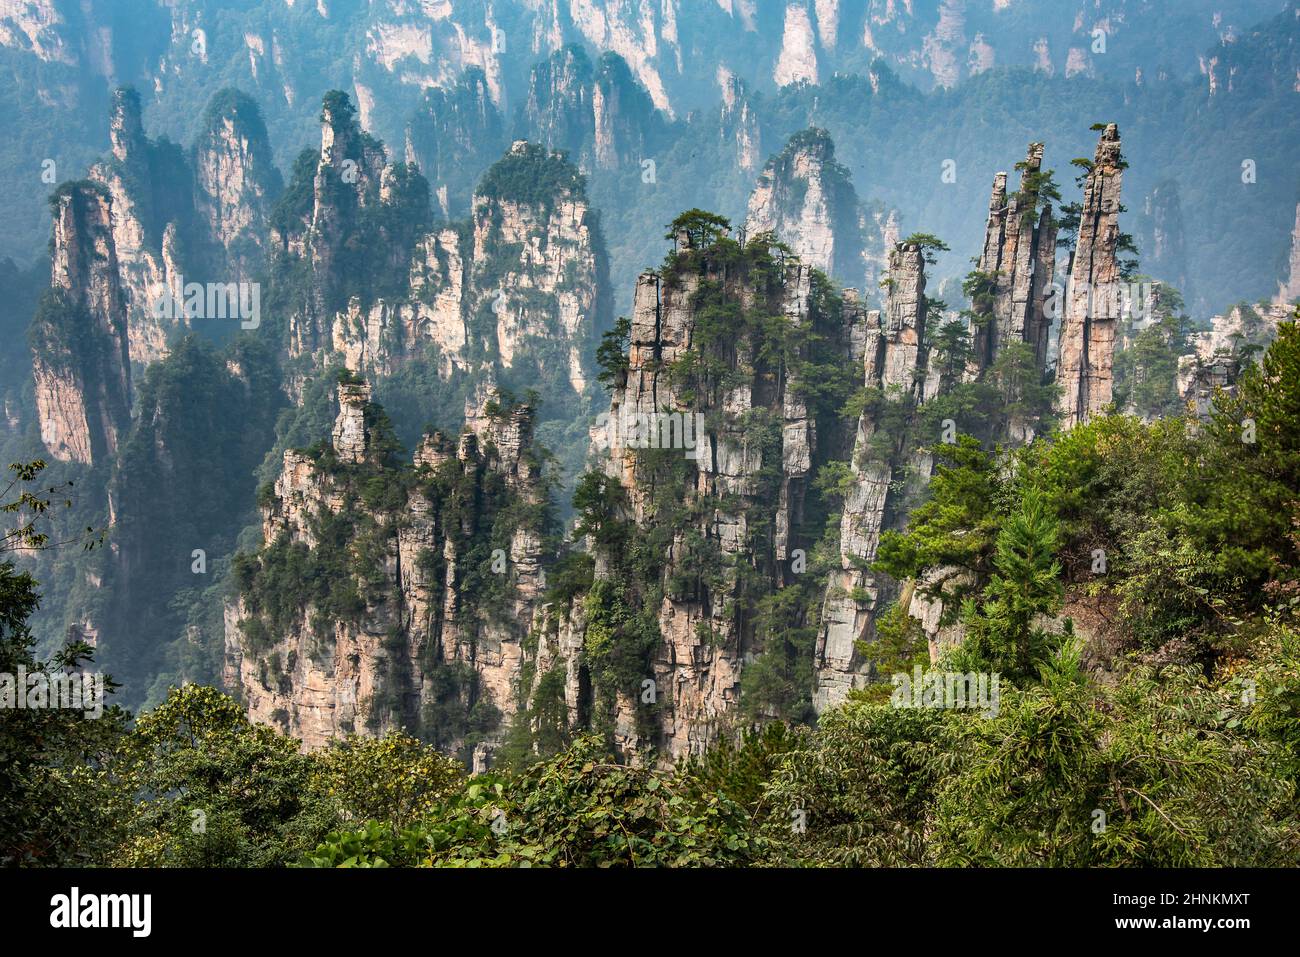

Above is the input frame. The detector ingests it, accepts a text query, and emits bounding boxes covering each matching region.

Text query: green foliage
[269,148,319,238]
[762,703,952,866]
[930,318,975,385]
[1186,315,1300,592]
[875,435,1005,610]
[664,208,731,250]
[572,471,630,550]
[302,735,766,868]
[582,578,660,702]
[595,315,631,388]
[961,269,998,315]
[954,488,1065,681]
[309,732,465,833]
[112,684,329,867]
[931,647,1297,866]
[676,723,798,814]
[476,141,586,208]
[742,583,818,723]
[0,561,128,866]
[1011,158,1061,224]
[901,232,949,265]
[852,598,930,703]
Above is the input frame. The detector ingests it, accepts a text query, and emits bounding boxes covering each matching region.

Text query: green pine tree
[956,487,1064,681]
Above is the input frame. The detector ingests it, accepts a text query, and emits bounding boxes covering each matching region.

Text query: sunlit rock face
[31,183,132,466]
[1056,124,1125,429]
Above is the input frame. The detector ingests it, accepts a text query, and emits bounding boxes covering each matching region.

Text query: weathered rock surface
[228,382,549,756]
[718,68,762,173]
[1278,202,1300,305]
[813,242,929,712]
[522,230,859,760]
[404,67,505,220]
[970,143,1057,378]
[1056,124,1125,428]
[31,184,132,465]
[192,91,281,280]
[287,110,604,403]
[745,128,898,301]
[1176,299,1293,415]
[88,87,277,367]
[521,45,661,173]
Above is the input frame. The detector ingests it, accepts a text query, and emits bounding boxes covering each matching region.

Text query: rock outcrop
[1278,202,1300,306]
[227,381,551,760]
[746,128,849,276]
[745,128,898,301]
[89,87,277,366]
[523,228,859,760]
[323,138,606,403]
[1176,299,1293,415]
[276,90,392,359]
[521,45,661,173]
[1140,179,1190,306]
[717,69,762,174]
[970,143,1058,379]
[774,3,819,87]
[87,88,184,366]
[813,243,929,711]
[1056,123,1125,429]
[404,67,505,220]
[236,225,862,763]
[30,183,132,465]
[191,89,281,281]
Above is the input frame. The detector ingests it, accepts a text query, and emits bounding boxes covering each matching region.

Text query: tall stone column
[1056,124,1125,428]
[813,242,928,711]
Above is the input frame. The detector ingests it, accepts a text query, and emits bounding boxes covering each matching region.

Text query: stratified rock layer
[1056,124,1125,428]
[971,143,1057,378]
[227,383,548,760]
[745,128,898,301]
[31,184,132,465]
[813,242,928,711]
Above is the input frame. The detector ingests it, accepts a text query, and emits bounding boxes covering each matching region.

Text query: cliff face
[2,0,1287,299]
[88,88,182,366]
[746,128,847,276]
[1177,299,1294,415]
[1141,180,1190,305]
[191,90,281,281]
[814,243,928,711]
[521,46,661,173]
[231,224,860,764]
[500,229,856,760]
[1056,124,1125,429]
[87,87,278,366]
[227,382,551,763]
[283,91,393,356]
[718,69,762,174]
[1279,202,1300,305]
[970,143,1057,379]
[30,183,132,465]
[404,67,505,220]
[322,138,605,403]
[468,143,602,397]
[745,128,898,301]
